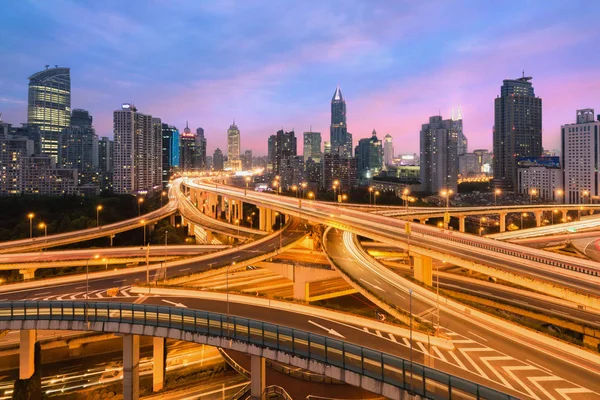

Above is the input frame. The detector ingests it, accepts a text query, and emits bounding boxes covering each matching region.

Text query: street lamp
[341,194,348,202]
[38,222,47,238]
[369,187,374,206]
[245,177,251,196]
[479,217,487,236]
[138,197,144,216]
[582,190,590,204]
[272,180,279,195]
[332,183,338,203]
[529,188,537,204]
[555,189,564,204]
[308,191,315,201]
[301,182,307,199]
[374,190,380,206]
[403,188,410,211]
[494,189,501,206]
[140,219,147,245]
[27,213,34,239]
[161,191,167,207]
[291,184,298,198]
[96,205,103,227]
[520,212,527,230]
[440,189,453,208]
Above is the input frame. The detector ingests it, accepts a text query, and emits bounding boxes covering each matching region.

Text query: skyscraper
[213,148,224,171]
[355,129,383,181]
[303,130,322,163]
[493,74,542,189]
[71,109,92,128]
[268,129,297,178]
[179,122,196,171]
[61,108,98,186]
[98,137,113,193]
[113,104,161,194]
[561,108,600,203]
[383,134,394,166]
[330,86,352,157]
[242,149,253,170]
[451,105,468,156]
[27,66,71,162]
[227,122,241,170]
[195,127,207,169]
[420,115,459,193]
[162,124,180,186]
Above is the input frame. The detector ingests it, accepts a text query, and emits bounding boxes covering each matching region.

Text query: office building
[195,127,207,169]
[280,155,304,189]
[242,150,253,170]
[561,108,600,203]
[330,87,352,157]
[383,134,394,166]
[60,125,98,185]
[305,158,322,186]
[355,129,383,182]
[98,137,113,193]
[27,66,71,162]
[161,124,179,186]
[322,153,357,190]
[213,148,224,171]
[493,74,542,189]
[324,141,332,155]
[0,128,34,195]
[268,129,297,177]
[394,153,420,166]
[303,130,322,163]
[458,150,493,178]
[517,157,562,201]
[113,104,161,194]
[71,109,92,128]
[451,105,468,156]
[227,122,241,170]
[420,115,459,193]
[179,122,196,171]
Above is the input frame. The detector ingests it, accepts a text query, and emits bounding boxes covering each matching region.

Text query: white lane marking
[388,333,397,342]
[447,350,467,369]
[459,348,492,379]
[526,359,553,374]
[359,278,384,291]
[551,309,570,316]
[402,338,410,347]
[432,346,447,362]
[451,339,476,344]
[528,376,562,400]
[480,356,515,389]
[161,299,187,308]
[375,330,382,337]
[120,290,131,298]
[113,279,127,283]
[34,292,51,297]
[307,320,345,338]
[416,342,430,355]
[95,292,104,298]
[394,292,406,300]
[75,286,86,290]
[555,388,595,398]
[179,268,191,272]
[503,366,542,400]
[467,331,488,342]
[363,327,369,333]
[69,291,86,299]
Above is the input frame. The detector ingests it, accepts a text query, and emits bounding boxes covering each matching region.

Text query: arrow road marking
[308,320,345,338]
[161,299,188,308]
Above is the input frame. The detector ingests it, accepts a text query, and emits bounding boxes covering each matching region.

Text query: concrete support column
[535,211,542,227]
[561,209,568,223]
[266,209,273,232]
[458,216,466,233]
[412,253,433,286]
[19,330,36,380]
[258,207,266,231]
[206,230,214,244]
[169,214,175,226]
[499,213,507,232]
[250,355,266,400]
[238,201,243,222]
[293,281,309,301]
[153,337,165,392]
[419,218,427,225]
[19,269,37,280]
[227,199,232,223]
[123,334,140,400]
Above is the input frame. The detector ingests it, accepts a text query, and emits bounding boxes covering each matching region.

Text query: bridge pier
[227,199,232,223]
[499,212,506,232]
[419,218,427,225]
[19,268,36,280]
[169,214,175,226]
[561,209,568,222]
[412,253,433,286]
[250,355,266,400]
[153,337,166,392]
[258,207,266,231]
[535,211,542,227]
[458,216,466,233]
[293,281,310,301]
[19,329,36,379]
[123,334,140,400]
[206,230,214,244]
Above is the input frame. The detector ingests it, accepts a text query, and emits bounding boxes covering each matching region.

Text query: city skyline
[1,1,600,156]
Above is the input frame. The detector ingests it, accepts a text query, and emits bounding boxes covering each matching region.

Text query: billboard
[517,156,560,168]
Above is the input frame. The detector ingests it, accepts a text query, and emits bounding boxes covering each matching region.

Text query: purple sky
[1,0,599,156]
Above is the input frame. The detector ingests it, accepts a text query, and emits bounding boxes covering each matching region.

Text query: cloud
[0,97,26,105]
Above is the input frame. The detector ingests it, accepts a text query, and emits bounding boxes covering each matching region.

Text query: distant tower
[330,86,352,157]
[179,121,196,171]
[227,122,241,171]
[383,134,394,166]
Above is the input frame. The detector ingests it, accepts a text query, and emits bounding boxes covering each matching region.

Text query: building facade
[213,148,224,171]
[27,66,71,162]
[179,122,196,172]
[242,150,253,170]
[383,134,394,167]
[195,127,207,170]
[420,115,459,193]
[493,75,542,190]
[98,136,113,193]
[516,157,562,201]
[227,122,241,170]
[355,129,383,182]
[161,124,179,187]
[268,129,297,177]
[330,87,352,157]
[303,130,322,163]
[113,104,161,194]
[322,153,357,190]
[561,108,600,203]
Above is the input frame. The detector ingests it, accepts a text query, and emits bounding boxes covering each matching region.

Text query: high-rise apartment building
[420,115,459,193]
[98,136,113,193]
[195,127,207,169]
[227,122,241,171]
[179,122,196,171]
[383,134,394,166]
[113,104,161,194]
[242,150,253,170]
[162,124,180,187]
[213,148,224,171]
[330,87,352,157]
[516,157,562,201]
[356,129,383,181]
[303,130,322,163]
[71,109,92,128]
[27,66,71,162]
[561,108,600,203]
[493,75,542,189]
[61,125,98,185]
[268,129,297,177]
[322,153,357,190]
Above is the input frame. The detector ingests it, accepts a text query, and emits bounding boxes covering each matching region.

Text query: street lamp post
[308,191,314,202]
[582,190,590,205]
[369,187,374,206]
[38,222,47,239]
[96,205,103,227]
[301,182,307,199]
[479,217,487,236]
[27,213,34,239]
[164,230,168,282]
[521,213,527,230]
[403,188,410,211]
[441,189,453,209]
[85,254,100,321]
[374,190,380,206]
[409,288,413,387]
[141,220,146,245]
[245,177,251,196]
[529,188,537,204]
[552,209,558,225]
[161,191,166,207]
[555,189,564,204]
[494,189,501,206]
[138,197,144,216]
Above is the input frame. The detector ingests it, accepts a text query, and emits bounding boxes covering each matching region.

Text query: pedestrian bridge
[1,301,515,400]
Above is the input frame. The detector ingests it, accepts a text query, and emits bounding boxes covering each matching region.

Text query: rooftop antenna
[45,65,49,70]
[522,69,525,78]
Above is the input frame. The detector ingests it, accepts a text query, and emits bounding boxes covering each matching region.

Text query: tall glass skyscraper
[330,87,352,157]
[493,75,542,189]
[27,66,71,162]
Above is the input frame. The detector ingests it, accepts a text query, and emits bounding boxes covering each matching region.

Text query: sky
[1,0,600,156]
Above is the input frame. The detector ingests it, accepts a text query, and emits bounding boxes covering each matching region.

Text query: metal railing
[0,301,517,400]
[264,385,293,400]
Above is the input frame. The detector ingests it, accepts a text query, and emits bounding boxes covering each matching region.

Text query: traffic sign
[567,227,577,233]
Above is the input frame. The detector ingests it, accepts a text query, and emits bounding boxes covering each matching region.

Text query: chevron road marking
[388,333,397,342]
[446,350,467,370]
[416,342,431,355]
[480,356,515,389]
[503,366,542,400]
[555,387,596,399]
[69,291,86,299]
[458,348,493,380]
[528,376,562,400]
[431,346,447,363]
